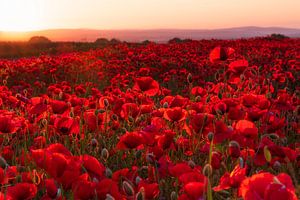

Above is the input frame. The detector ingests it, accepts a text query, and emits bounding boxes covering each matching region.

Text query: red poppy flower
[80,154,105,180]
[181,182,205,200]
[239,172,297,200]
[228,59,249,74]
[6,183,37,200]
[189,113,214,133]
[95,178,123,200]
[209,46,235,63]
[54,116,80,135]
[50,100,69,114]
[163,107,187,122]
[44,179,58,199]
[116,131,145,149]
[138,180,160,199]
[214,164,246,191]
[133,76,159,96]
[120,103,140,120]
[235,120,258,138]
[0,113,20,134]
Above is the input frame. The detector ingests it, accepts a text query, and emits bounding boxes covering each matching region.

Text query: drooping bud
[203,163,213,177]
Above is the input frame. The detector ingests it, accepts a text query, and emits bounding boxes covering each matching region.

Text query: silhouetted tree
[95,38,110,45]
[28,36,52,44]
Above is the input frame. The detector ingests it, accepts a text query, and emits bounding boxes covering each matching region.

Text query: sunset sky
[0,0,300,32]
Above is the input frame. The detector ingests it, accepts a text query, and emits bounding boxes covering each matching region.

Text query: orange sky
[0,0,300,31]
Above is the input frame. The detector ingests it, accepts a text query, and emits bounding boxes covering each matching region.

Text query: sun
[0,0,42,32]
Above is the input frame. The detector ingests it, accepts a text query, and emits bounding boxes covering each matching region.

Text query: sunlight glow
[0,0,42,31]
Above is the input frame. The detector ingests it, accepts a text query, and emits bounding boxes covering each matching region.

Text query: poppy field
[0,37,299,200]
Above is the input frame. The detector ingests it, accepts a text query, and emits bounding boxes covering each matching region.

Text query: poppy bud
[187,73,193,84]
[128,116,134,123]
[146,153,155,164]
[91,138,98,147]
[101,148,109,160]
[188,160,196,169]
[58,92,63,100]
[203,163,213,177]
[195,96,201,102]
[135,176,142,185]
[207,132,214,142]
[170,191,178,200]
[122,181,135,197]
[229,141,240,158]
[239,157,244,168]
[0,156,8,168]
[98,109,106,114]
[56,188,61,198]
[93,177,99,183]
[104,99,109,107]
[105,194,115,200]
[70,107,74,118]
[111,114,118,121]
[136,187,145,200]
[163,102,169,108]
[135,150,142,159]
[105,168,112,178]
[273,161,281,171]
[264,146,272,163]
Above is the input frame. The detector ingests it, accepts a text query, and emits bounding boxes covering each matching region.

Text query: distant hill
[1,26,300,42]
